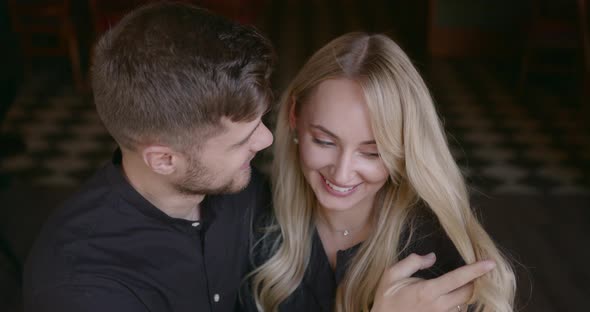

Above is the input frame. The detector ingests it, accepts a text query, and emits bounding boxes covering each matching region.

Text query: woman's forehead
[300,79,375,143]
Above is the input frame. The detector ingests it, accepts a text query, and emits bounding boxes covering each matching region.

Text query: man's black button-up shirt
[24,151,270,312]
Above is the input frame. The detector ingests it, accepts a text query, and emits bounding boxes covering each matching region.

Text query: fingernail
[482,260,496,270]
[425,252,436,260]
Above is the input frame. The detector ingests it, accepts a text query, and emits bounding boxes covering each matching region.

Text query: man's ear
[142,145,177,175]
[288,96,297,130]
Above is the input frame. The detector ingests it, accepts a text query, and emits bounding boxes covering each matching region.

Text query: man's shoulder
[24,165,121,286]
[42,165,117,233]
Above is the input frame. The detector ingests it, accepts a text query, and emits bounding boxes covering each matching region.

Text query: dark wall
[433,0,528,30]
[0,2,20,122]
[392,0,429,63]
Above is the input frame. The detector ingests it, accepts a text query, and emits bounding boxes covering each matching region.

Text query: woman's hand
[371,253,495,312]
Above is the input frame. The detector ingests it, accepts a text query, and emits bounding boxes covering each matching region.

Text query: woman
[248,32,515,312]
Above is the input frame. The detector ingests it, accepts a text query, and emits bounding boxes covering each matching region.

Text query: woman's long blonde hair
[251,32,515,312]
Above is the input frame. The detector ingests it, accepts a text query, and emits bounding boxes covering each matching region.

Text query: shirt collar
[105,149,220,226]
[301,230,362,311]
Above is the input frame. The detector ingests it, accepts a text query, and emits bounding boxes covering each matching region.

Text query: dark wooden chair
[88,0,265,39]
[88,0,144,37]
[7,0,84,91]
[579,0,589,110]
[199,0,267,25]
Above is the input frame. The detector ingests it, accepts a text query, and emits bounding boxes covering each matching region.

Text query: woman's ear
[288,96,297,130]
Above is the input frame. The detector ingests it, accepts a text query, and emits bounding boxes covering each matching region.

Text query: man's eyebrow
[233,121,261,147]
[310,124,376,145]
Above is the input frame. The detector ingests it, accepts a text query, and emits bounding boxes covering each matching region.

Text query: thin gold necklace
[315,214,367,238]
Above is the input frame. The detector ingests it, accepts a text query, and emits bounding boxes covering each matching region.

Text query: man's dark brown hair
[91,2,274,151]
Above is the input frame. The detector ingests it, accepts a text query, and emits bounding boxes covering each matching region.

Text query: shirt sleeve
[24,281,149,312]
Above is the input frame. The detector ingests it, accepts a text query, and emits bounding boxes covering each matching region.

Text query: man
[24,3,274,311]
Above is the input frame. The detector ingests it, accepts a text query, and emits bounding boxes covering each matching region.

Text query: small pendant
[343,230,350,236]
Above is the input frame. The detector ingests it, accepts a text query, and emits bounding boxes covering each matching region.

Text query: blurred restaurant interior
[0,0,589,311]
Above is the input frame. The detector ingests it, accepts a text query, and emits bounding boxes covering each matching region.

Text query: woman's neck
[316,205,372,234]
[315,200,374,269]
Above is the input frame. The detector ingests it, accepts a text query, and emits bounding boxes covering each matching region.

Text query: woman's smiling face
[295,78,390,213]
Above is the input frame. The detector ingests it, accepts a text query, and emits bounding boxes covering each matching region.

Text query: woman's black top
[240,206,465,311]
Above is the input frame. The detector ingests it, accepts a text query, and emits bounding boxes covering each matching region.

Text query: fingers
[383,277,422,297]
[439,282,474,311]
[427,260,495,296]
[384,253,437,285]
[445,304,467,312]
[373,254,433,312]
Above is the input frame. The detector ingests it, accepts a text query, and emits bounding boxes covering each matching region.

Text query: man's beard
[172,154,251,196]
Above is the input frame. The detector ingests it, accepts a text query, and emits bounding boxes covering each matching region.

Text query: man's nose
[251,123,273,152]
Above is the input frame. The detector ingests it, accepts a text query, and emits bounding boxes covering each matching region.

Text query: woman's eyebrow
[310,124,376,145]
[310,124,338,139]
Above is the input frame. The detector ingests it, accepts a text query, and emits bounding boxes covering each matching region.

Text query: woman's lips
[320,174,360,197]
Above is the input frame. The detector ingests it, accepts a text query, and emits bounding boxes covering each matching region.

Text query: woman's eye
[363,152,380,158]
[312,138,334,146]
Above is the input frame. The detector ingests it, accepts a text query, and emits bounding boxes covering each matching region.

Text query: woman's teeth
[324,177,355,193]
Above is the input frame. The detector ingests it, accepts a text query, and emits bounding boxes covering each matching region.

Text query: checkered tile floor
[1,61,588,195]
[1,71,117,187]
[429,61,590,195]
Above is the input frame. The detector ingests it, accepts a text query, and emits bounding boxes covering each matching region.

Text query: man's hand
[371,253,495,312]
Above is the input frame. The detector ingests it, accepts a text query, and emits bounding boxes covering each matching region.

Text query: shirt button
[213,293,220,302]
[191,222,200,227]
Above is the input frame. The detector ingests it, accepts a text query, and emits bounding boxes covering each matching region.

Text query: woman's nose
[331,151,355,185]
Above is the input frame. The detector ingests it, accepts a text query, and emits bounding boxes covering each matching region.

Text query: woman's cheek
[299,143,332,170]
[359,160,390,183]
